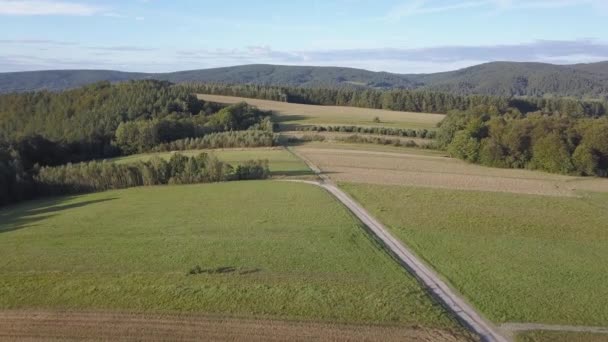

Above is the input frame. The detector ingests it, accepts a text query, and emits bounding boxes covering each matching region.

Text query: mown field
[109,147,312,177]
[340,183,608,326]
[0,181,471,340]
[198,94,445,130]
[295,142,608,196]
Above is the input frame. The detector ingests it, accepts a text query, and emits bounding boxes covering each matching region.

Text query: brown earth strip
[0,310,474,342]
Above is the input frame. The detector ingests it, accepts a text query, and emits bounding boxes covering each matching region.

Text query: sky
[1,0,608,73]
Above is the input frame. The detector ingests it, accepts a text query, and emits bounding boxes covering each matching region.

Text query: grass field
[0,181,470,337]
[198,94,445,130]
[340,183,608,326]
[517,330,608,342]
[109,147,312,177]
[295,143,608,196]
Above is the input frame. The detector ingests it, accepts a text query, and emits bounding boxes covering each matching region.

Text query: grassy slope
[0,181,459,328]
[198,94,444,130]
[340,183,608,326]
[109,148,312,177]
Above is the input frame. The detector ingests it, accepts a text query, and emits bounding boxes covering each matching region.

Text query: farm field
[109,147,312,177]
[517,330,608,342]
[0,181,472,340]
[340,182,608,327]
[0,310,469,342]
[294,143,608,196]
[198,94,445,130]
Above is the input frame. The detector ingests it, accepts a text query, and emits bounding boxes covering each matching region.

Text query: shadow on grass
[188,266,262,276]
[271,114,310,124]
[0,197,117,234]
[270,170,316,177]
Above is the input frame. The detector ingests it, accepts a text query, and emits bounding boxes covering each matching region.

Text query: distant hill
[0,70,149,93]
[1,61,608,98]
[408,62,608,98]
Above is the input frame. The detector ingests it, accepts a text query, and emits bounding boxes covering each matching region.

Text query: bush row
[337,134,424,148]
[152,130,277,152]
[295,125,436,139]
[287,134,436,149]
[36,152,269,196]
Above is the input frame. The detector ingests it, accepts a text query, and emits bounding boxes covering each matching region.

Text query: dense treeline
[0,135,87,206]
[0,80,272,157]
[438,106,608,176]
[0,80,216,158]
[295,125,436,139]
[188,84,608,117]
[36,153,269,196]
[113,103,272,154]
[153,130,277,152]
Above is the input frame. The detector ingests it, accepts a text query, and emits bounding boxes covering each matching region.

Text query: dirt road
[287,147,509,342]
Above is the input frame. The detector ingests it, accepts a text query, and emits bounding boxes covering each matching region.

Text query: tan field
[0,310,474,342]
[295,143,608,197]
[198,94,445,130]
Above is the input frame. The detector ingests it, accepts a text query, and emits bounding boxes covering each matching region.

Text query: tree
[448,131,480,162]
[531,133,575,174]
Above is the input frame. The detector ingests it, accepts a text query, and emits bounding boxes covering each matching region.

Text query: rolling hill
[1,61,607,98]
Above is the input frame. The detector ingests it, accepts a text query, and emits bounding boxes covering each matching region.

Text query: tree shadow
[187,266,262,276]
[0,197,118,234]
[270,170,316,177]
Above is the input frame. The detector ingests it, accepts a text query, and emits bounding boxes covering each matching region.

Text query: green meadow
[109,148,312,177]
[340,183,608,326]
[0,181,461,329]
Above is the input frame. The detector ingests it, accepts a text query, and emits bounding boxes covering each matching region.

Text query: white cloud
[384,0,607,21]
[0,0,103,16]
[2,39,608,73]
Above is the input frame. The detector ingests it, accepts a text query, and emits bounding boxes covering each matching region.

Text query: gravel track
[287,147,508,342]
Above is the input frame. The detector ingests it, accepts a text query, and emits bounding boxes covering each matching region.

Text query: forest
[0,81,274,206]
[437,106,608,176]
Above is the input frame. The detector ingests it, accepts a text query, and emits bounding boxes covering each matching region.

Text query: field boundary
[286,147,509,342]
[500,323,608,334]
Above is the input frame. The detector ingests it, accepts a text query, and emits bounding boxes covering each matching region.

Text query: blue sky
[1,0,608,73]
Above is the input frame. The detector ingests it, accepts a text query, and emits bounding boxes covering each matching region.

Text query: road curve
[286,147,509,342]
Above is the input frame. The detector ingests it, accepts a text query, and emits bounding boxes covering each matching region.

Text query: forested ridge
[2,61,608,98]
